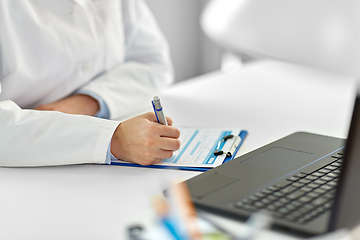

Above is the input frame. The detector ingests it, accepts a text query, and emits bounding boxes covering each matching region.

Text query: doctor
[0,0,181,166]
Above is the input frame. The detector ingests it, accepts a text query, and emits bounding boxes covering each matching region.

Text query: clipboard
[110,129,248,172]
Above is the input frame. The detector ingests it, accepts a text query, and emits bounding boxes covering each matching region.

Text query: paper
[155,127,241,168]
[112,127,243,169]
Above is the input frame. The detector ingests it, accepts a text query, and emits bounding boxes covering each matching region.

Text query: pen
[152,96,168,125]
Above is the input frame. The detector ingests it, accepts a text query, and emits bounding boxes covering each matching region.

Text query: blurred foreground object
[149,182,231,240]
[201,0,360,77]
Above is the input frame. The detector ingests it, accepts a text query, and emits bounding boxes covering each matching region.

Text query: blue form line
[173,130,199,163]
[190,142,201,155]
[203,131,231,164]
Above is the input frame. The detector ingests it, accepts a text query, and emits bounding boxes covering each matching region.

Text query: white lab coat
[0,0,173,166]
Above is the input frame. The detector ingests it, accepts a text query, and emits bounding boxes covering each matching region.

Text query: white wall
[145,0,222,82]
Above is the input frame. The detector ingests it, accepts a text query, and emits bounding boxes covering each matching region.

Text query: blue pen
[152,96,168,125]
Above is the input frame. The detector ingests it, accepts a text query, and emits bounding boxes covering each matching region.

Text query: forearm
[0,100,119,166]
[35,94,100,116]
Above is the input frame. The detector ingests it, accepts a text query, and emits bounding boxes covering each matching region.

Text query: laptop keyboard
[232,151,343,224]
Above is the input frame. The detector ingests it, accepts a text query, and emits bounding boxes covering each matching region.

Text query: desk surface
[0,60,356,240]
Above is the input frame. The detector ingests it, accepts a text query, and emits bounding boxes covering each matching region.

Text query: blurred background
[145,0,246,82]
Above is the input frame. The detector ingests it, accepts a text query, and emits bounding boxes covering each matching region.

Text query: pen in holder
[214,134,241,157]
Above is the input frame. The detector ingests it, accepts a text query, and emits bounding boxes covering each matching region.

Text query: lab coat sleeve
[0,100,120,167]
[78,0,174,120]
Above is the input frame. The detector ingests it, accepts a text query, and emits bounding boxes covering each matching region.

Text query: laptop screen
[329,95,360,231]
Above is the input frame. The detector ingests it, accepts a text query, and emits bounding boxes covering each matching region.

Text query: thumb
[145,112,173,125]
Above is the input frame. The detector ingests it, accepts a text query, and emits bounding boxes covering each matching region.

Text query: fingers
[144,112,158,122]
[111,112,181,166]
[153,158,164,164]
[166,116,173,126]
[143,112,180,138]
[158,138,181,151]
[135,136,180,165]
[144,112,174,126]
[146,150,175,166]
[156,149,175,160]
[159,126,180,139]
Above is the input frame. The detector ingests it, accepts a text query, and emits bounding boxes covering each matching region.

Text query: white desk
[0,60,356,240]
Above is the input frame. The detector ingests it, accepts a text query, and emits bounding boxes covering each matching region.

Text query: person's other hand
[35,94,100,116]
[111,112,181,165]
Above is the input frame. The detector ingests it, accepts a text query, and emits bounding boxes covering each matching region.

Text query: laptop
[184,94,360,237]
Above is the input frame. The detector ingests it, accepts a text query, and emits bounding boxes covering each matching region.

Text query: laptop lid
[329,93,360,231]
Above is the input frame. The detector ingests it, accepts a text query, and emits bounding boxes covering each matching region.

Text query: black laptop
[184,94,360,237]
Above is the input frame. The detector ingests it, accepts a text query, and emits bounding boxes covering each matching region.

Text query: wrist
[110,123,122,158]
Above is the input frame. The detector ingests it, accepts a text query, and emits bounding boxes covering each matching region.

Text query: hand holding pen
[110,97,180,165]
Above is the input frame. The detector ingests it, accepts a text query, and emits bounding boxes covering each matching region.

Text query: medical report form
[112,128,246,170]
